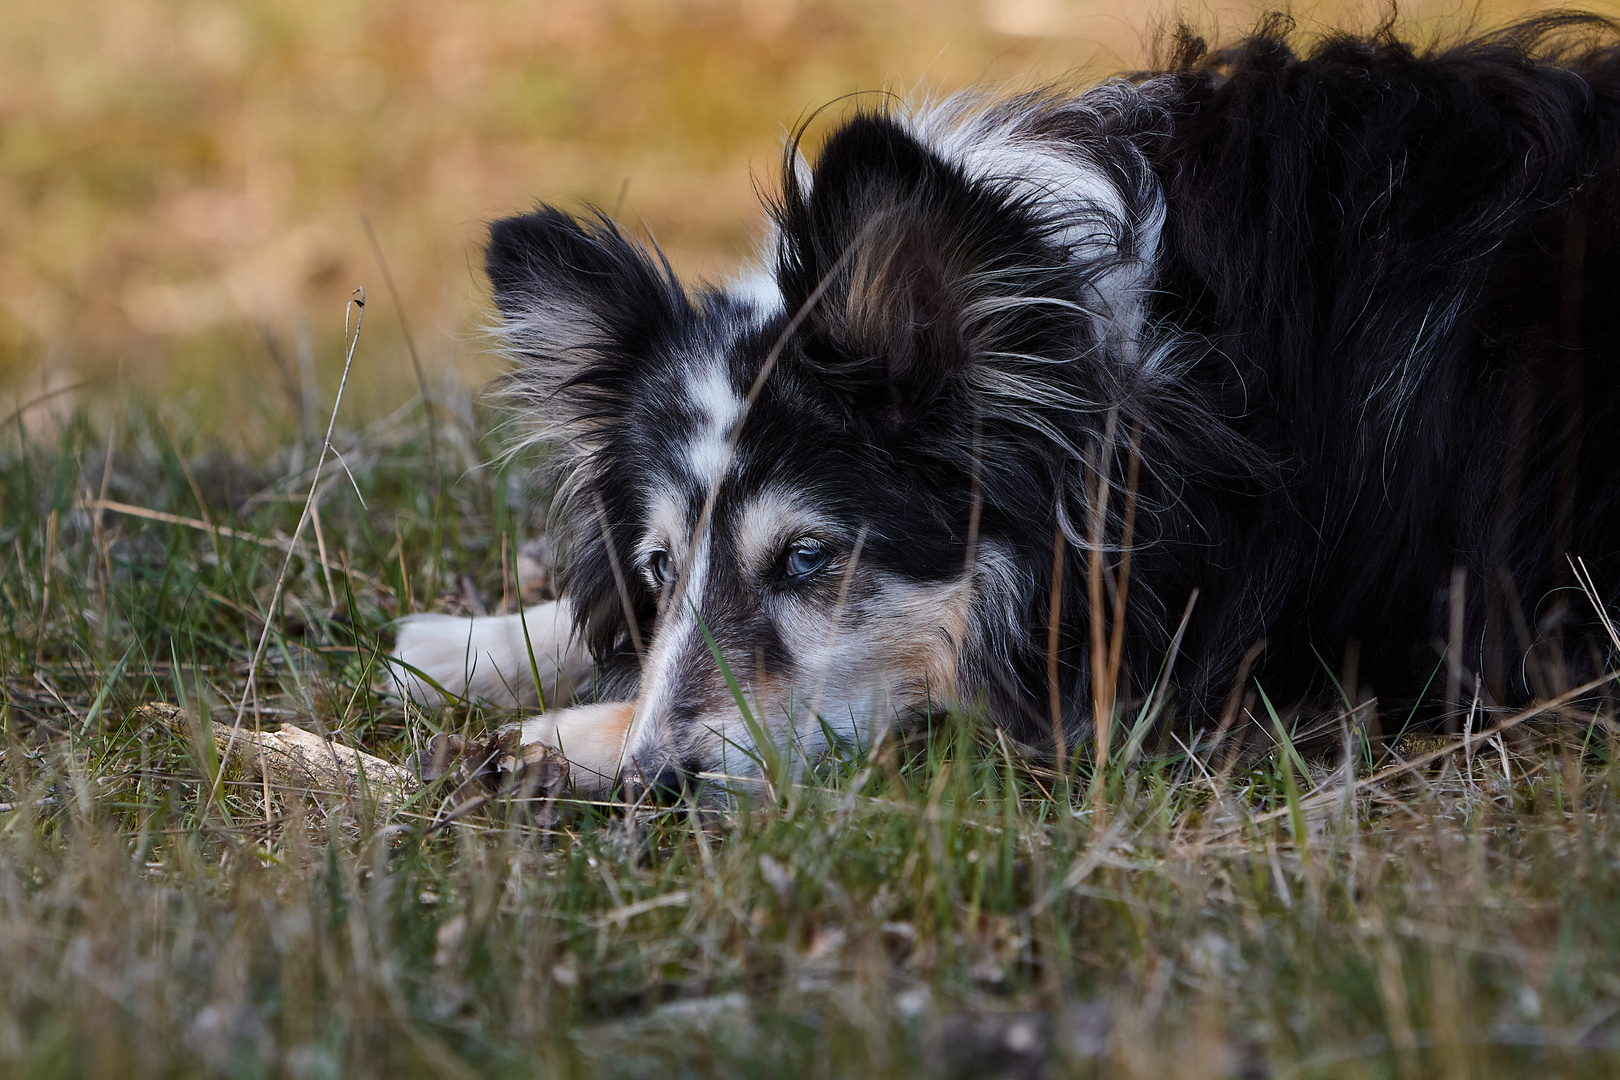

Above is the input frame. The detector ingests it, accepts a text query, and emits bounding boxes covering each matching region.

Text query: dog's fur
[393,16,1620,794]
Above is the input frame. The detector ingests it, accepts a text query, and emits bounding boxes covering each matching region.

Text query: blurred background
[2,0,1606,446]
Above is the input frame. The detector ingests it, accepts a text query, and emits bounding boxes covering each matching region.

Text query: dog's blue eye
[647,550,673,585]
[783,541,828,579]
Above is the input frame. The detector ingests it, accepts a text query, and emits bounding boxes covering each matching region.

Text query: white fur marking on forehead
[682,361,743,485]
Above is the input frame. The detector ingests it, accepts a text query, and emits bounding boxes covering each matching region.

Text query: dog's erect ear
[775,115,1072,438]
[486,208,689,439]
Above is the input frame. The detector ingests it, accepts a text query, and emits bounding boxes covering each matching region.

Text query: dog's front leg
[516,701,636,795]
[391,599,591,709]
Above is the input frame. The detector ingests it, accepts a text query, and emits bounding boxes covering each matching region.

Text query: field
[6,374,1620,1078]
[9,1,1620,1076]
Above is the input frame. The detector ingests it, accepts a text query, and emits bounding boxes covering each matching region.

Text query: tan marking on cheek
[517,701,635,793]
[866,577,974,703]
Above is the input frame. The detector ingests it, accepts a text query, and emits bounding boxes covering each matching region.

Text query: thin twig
[93,377,120,609]
[0,378,95,432]
[808,525,869,721]
[76,499,389,592]
[1085,411,1119,824]
[1106,421,1143,697]
[1210,670,1620,839]
[308,490,339,609]
[1047,523,1067,776]
[211,289,368,812]
[1571,555,1620,658]
[591,493,645,664]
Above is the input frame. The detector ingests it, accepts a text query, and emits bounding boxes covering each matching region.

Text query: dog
[393,16,1620,796]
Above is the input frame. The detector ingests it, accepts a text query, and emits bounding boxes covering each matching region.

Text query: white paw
[516,701,637,793]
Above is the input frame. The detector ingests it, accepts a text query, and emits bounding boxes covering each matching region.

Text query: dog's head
[487,109,1160,791]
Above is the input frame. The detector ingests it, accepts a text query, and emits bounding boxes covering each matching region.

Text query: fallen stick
[135,702,417,806]
[242,723,418,804]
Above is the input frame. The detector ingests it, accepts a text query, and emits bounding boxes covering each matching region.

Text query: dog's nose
[622,761,694,805]
[647,764,687,801]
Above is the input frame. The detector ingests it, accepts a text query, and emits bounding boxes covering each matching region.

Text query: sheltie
[394,16,1620,795]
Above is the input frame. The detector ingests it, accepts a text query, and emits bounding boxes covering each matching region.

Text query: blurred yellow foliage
[0,0,1605,430]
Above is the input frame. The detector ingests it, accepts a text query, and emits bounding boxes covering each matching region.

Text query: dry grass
[5,384,1620,1078]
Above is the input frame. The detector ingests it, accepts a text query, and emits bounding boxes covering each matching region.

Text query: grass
[6,377,1620,1078]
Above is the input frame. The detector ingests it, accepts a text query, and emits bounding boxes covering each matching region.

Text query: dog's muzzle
[618,759,702,806]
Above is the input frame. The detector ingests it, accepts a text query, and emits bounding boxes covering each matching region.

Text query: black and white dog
[394,17,1620,793]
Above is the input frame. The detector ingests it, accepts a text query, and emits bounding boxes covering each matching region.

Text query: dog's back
[1139,17,1620,712]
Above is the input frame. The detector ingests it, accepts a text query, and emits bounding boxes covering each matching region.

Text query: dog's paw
[514,701,637,794]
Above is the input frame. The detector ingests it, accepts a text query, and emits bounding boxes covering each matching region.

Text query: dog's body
[394,18,1620,793]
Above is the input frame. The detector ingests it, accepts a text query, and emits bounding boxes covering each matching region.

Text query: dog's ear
[775,115,1071,438]
[486,208,688,440]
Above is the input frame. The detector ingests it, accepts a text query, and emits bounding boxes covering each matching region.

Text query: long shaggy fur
[400,14,1620,788]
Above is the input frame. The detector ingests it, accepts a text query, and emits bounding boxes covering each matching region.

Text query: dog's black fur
[488,15,1620,754]
[1142,15,1620,720]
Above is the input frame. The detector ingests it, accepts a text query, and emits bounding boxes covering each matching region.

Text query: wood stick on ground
[135,702,417,807]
